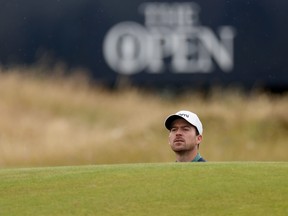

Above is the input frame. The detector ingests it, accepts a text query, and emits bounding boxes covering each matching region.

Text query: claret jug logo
[103,2,236,75]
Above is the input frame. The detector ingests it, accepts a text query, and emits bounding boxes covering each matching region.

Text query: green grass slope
[1,162,287,216]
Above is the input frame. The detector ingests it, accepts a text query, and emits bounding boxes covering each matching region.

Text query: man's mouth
[174,139,184,143]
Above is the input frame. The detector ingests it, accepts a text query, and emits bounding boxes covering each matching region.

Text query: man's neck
[175,150,198,162]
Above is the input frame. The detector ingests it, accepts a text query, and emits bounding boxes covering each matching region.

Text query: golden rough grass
[0,66,287,167]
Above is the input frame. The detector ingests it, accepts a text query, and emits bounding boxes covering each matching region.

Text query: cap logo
[179,113,189,118]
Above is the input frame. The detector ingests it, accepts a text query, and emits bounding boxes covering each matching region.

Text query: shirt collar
[191,152,202,162]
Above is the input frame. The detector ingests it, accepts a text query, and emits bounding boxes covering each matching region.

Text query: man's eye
[171,128,177,132]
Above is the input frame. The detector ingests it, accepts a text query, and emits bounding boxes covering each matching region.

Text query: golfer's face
[168,118,200,152]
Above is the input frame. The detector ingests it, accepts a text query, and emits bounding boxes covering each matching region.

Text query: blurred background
[0,0,287,167]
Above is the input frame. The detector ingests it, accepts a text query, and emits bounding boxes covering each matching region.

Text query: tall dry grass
[0,65,287,167]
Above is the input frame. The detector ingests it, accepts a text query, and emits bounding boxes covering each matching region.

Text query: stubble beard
[172,143,197,155]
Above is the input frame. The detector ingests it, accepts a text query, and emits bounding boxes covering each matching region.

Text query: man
[164,110,206,162]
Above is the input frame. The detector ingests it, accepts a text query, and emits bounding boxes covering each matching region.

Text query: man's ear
[196,135,202,144]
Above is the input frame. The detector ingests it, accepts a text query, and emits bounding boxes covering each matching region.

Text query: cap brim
[165,115,185,130]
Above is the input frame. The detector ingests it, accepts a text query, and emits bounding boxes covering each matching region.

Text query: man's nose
[176,129,183,135]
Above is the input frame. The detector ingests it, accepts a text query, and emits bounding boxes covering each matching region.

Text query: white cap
[164,110,203,135]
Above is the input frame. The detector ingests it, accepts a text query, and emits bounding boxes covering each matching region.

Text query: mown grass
[0,65,287,167]
[0,162,287,216]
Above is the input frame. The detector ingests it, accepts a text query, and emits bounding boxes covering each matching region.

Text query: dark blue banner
[0,0,287,90]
